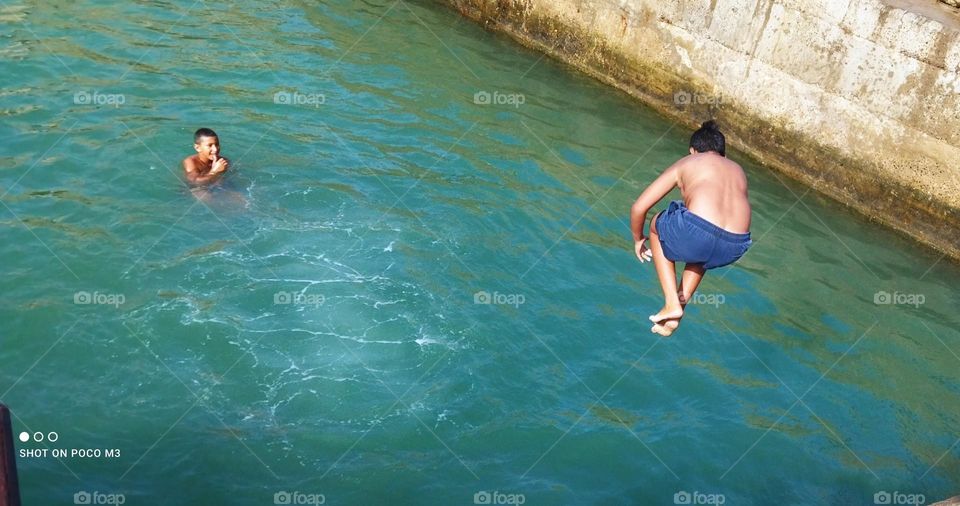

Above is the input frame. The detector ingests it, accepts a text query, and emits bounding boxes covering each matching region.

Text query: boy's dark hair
[194,127,218,143]
[689,120,725,156]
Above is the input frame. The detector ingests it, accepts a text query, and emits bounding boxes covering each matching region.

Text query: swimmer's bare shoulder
[675,152,745,190]
[183,154,206,185]
[182,154,200,174]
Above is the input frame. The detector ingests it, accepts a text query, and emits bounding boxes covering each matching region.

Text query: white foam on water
[415,337,443,347]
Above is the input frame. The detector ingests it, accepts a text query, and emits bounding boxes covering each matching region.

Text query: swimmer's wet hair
[690,120,725,156]
[194,127,218,143]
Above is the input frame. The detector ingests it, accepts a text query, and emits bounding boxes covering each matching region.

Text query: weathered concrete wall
[441,0,960,260]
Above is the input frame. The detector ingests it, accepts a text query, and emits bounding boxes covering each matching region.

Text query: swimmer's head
[193,127,220,161]
[689,120,725,157]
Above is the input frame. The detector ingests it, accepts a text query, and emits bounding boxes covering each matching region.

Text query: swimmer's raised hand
[635,238,652,263]
[210,155,228,175]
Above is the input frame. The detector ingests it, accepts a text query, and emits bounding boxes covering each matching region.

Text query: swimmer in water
[183,127,229,186]
[630,121,752,336]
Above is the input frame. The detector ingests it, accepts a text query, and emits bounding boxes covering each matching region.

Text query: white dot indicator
[18,432,29,443]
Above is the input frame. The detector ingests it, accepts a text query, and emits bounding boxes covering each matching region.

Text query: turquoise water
[2,1,960,504]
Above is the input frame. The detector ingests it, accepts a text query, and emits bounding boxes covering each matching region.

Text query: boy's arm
[630,163,680,242]
[183,157,200,184]
[183,156,228,185]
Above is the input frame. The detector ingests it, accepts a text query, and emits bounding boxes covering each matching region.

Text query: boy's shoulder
[681,152,742,170]
[675,153,745,186]
[673,153,702,175]
[182,154,200,171]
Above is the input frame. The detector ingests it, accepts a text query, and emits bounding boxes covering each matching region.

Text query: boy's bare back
[675,152,751,234]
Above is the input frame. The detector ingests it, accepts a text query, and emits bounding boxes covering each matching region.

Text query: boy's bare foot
[650,318,680,337]
[649,305,683,323]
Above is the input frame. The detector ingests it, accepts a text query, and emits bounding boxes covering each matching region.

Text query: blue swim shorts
[654,200,751,270]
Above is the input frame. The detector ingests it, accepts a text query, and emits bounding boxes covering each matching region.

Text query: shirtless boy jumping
[630,121,752,336]
[183,127,229,185]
